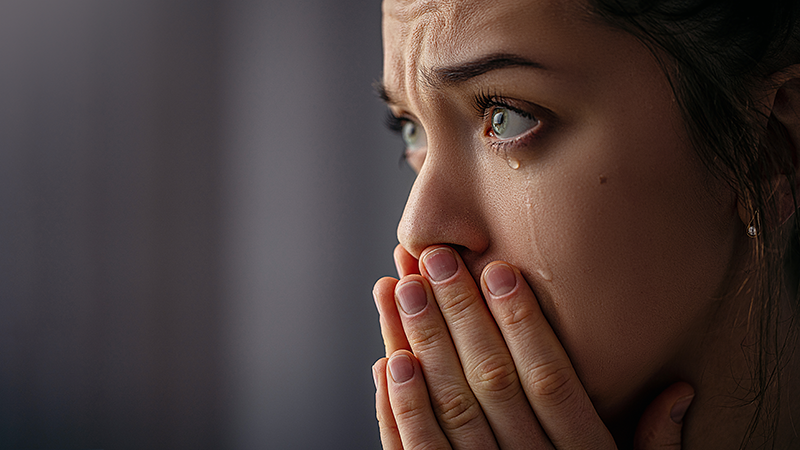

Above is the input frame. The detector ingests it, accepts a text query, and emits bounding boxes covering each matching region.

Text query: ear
[766,65,800,226]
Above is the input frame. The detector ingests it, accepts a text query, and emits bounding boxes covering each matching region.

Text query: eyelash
[474,90,509,118]
[384,110,405,133]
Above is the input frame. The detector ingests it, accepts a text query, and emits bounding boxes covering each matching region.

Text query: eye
[490,107,539,140]
[384,112,427,172]
[385,112,427,153]
[401,120,427,151]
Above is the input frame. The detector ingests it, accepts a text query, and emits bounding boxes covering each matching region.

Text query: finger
[417,246,548,448]
[374,358,404,450]
[394,276,500,449]
[482,261,616,449]
[394,244,420,277]
[633,382,694,450]
[375,276,411,356]
[386,350,452,450]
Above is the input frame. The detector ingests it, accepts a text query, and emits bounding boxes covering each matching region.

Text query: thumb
[633,382,695,450]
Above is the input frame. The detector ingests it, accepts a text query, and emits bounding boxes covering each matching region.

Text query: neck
[605,278,800,449]
[679,285,800,449]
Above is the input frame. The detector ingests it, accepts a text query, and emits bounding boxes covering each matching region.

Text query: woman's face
[382,0,743,417]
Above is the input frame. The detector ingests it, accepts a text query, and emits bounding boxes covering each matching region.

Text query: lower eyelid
[486,121,543,150]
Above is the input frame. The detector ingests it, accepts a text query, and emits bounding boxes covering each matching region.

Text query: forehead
[382,0,484,63]
[381,0,588,101]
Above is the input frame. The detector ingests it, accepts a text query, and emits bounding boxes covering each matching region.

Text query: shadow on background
[0,1,411,448]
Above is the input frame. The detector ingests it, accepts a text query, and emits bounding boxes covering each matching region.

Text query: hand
[373,244,694,449]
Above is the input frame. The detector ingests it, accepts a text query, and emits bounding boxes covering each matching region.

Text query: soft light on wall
[0,1,411,448]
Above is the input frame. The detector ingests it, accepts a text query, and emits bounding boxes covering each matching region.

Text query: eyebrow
[376,52,546,105]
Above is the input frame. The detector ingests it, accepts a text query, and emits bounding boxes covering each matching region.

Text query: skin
[372,0,800,448]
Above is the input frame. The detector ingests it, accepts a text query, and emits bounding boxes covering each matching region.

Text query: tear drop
[507,157,520,169]
[537,268,553,281]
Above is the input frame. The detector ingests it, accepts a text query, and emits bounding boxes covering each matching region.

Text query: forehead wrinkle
[386,0,441,22]
[401,19,429,109]
[383,0,485,111]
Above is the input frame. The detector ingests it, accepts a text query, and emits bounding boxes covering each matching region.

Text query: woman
[371,0,800,448]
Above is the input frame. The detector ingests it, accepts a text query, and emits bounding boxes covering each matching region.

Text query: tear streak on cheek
[524,174,552,282]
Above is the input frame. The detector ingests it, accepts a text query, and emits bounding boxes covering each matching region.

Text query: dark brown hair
[589,0,800,446]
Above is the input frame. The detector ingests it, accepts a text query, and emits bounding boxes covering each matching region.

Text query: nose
[397,152,490,259]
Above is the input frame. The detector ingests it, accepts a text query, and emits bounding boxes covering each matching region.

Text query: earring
[747,209,760,238]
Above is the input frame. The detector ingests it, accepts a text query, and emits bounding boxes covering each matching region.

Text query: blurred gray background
[0,1,413,448]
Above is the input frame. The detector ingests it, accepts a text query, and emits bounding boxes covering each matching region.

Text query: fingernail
[396,281,427,315]
[423,248,457,282]
[388,354,414,383]
[485,263,517,297]
[670,394,694,424]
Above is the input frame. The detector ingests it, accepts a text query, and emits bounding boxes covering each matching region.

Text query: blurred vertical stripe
[0,1,410,449]
[0,1,225,448]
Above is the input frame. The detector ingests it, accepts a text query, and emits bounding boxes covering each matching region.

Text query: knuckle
[405,324,447,352]
[496,301,554,343]
[437,289,476,318]
[433,387,483,432]
[529,363,579,409]
[498,300,538,331]
[392,396,430,424]
[468,354,519,400]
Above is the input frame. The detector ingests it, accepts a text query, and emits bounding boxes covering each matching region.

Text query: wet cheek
[521,142,734,413]
[527,186,667,410]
